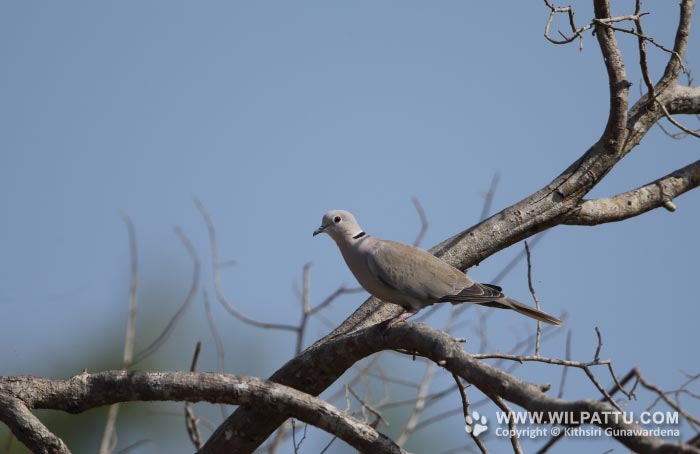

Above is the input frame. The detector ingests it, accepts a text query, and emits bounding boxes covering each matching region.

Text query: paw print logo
[465,411,488,436]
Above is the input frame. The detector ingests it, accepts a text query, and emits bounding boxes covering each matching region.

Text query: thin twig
[114,439,155,454]
[395,362,436,445]
[475,352,627,411]
[98,214,139,454]
[203,290,227,420]
[658,101,700,139]
[542,0,591,46]
[593,326,603,362]
[490,233,546,287]
[452,373,487,454]
[195,198,297,331]
[308,286,364,316]
[634,0,655,98]
[121,214,139,367]
[557,330,572,398]
[595,21,682,62]
[636,372,700,431]
[295,263,312,355]
[490,394,522,454]
[524,241,542,356]
[411,197,429,247]
[346,385,387,428]
[537,368,639,453]
[479,173,500,222]
[185,342,203,449]
[319,436,338,454]
[131,227,200,365]
[264,423,289,454]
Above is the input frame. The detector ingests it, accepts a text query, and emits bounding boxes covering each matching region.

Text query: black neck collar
[352,231,367,239]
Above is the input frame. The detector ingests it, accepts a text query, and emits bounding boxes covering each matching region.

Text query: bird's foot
[380,309,417,335]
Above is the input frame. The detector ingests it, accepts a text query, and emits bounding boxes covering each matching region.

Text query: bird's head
[313,210,364,242]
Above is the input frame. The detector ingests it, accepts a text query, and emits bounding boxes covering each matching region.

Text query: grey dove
[313,210,561,329]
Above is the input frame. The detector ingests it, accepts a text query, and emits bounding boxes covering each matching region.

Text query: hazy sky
[2,2,698,453]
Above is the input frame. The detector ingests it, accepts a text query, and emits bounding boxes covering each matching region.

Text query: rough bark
[0,372,405,454]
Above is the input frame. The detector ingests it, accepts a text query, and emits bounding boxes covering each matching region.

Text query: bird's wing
[446,281,507,303]
[366,240,466,301]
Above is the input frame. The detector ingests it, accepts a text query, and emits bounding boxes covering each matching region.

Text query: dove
[313,210,561,329]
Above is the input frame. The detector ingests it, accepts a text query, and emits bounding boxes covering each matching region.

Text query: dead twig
[131,227,200,365]
[524,241,542,356]
[452,373,487,454]
[98,214,139,454]
[184,342,203,449]
[195,198,297,332]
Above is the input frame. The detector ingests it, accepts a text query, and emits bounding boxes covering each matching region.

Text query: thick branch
[593,0,630,144]
[204,323,698,454]
[659,0,694,87]
[0,372,404,454]
[667,85,700,116]
[0,393,69,454]
[564,160,700,225]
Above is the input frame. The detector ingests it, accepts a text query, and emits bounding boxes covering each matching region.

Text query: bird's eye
[334,216,341,223]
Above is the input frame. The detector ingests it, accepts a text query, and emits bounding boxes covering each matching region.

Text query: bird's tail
[481,297,562,326]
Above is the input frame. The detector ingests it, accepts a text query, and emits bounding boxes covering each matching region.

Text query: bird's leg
[381,309,417,333]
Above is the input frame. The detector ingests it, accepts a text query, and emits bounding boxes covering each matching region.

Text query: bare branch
[308,286,364,317]
[295,262,312,355]
[201,323,699,454]
[592,0,630,143]
[120,213,139,367]
[0,371,407,454]
[0,393,69,454]
[636,372,700,432]
[395,362,436,445]
[203,291,225,376]
[491,233,545,287]
[658,102,700,139]
[99,214,140,454]
[633,0,655,98]
[203,291,228,420]
[660,0,694,87]
[346,385,387,428]
[524,241,542,356]
[564,161,700,226]
[195,198,297,332]
[452,373,486,454]
[131,227,200,365]
[411,197,429,247]
[593,326,603,363]
[479,173,500,222]
[185,342,203,450]
[542,1,591,46]
[595,21,680,64]
[489,394,522,454]
[290,419,307,454]
[557,330,572,399]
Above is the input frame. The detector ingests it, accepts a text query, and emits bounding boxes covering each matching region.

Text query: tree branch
[659,0,694,87]
[592,0,630,144]
[0,393,69,454]
[197,322,700,453]
[564,160,700,225]
[0,371,405,454]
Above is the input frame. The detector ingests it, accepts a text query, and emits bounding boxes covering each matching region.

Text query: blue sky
[2,2,699,453]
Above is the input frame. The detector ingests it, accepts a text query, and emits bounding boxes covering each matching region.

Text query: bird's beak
[313,224,328,237]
